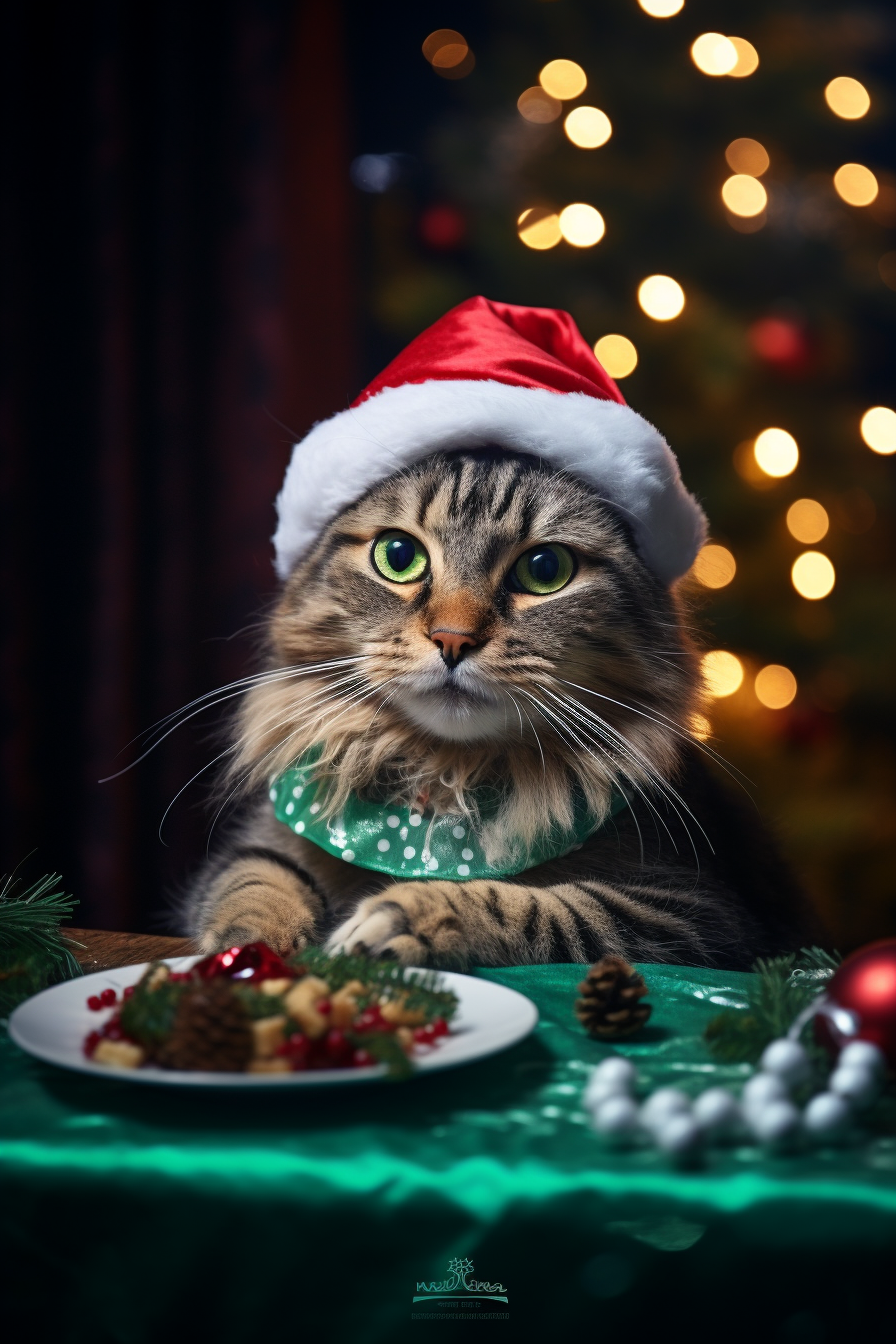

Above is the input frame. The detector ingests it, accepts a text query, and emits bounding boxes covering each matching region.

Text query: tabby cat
[185,449,812,969]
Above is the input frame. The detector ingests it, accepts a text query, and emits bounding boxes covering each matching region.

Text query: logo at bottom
[412,1257,509,1320]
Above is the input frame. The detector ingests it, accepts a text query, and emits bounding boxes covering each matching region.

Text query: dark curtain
[0,0,356,931]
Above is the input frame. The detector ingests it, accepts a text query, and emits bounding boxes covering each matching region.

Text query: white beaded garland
[591,1095,640,1137]
[653,1112,702,1155]
[803,1091,852,1137]
[639,1087,691,1131]
[741,1072,789,1116]
[591,1057,637,1089]
[748,1098,801,1145]
[829,1065,878,1109]
[838,1040,886,1076]
[759,1038,811,1086]
[692,1087,741,1134]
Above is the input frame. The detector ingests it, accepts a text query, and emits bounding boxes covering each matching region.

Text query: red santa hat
[273,296,706,584]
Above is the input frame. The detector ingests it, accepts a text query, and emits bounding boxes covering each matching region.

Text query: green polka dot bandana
[269,756,628,882]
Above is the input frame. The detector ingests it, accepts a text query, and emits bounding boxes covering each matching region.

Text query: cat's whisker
[208,677,393,846]
[534,688,684,859]
[518,689,648,866]
[100,658,369,783]
[544,685,711,861]
[558,674,747,801]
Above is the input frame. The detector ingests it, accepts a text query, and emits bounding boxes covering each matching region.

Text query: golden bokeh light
[755,665,797,710]
[690,712,713,741]
[638,0,684,15]
[558,203,605,247]
[691,33,738,76]
[422,29,467,63]
[722,174,768,218]
[539,60,587,100]
[725,138,769,177]
[825,76,871,120]
[754,427,799,478]
[692,543,736,589]
[637,274,685,321]
[733,439,776,489]
[786,499,829,544]
[860,406,896,455]
[702,650,744,698]
[564,106,612,148]
[517,208,562,250]
[833,163,879,207]
[727,37,760,78]
[593,334,638,379]
[791,551,836,601]
[517,86,562,123]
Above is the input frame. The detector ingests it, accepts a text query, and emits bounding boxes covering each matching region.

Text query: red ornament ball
[816,939,896,1068]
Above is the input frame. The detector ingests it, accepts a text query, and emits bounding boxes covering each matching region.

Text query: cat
[184,448,814,970]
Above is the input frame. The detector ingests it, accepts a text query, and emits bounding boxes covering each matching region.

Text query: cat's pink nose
[429,628,477,669]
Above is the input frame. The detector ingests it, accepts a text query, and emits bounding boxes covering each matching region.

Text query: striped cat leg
[324,878,628,968]
[192,849,326,956]
[326,875,713,968]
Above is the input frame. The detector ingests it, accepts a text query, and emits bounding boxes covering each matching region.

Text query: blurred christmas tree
[346,0,896,948]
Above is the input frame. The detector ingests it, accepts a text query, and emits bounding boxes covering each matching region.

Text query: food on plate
[82,943,458,1077]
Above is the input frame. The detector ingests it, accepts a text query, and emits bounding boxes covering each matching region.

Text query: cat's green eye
[508,543,575,595]
[372,530,429,584]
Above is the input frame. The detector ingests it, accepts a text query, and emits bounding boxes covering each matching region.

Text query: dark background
[2,0,895,949]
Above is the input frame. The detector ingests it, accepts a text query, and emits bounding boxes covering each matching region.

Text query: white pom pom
[639,1087,691,1131]
[829,1065,878,1109]
[591,1094,640,1137]
[839,1041,887,1076]
[748,1099,801,1145]
[741,1072,788,1116]
[591,1056,637,1090]
[759,1038,811,1086]
[803,1091,852,1137]
[692,1087,741,1133]
[654,1112,702,1156]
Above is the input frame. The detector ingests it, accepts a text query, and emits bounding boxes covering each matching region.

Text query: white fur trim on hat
[273,379,707,584]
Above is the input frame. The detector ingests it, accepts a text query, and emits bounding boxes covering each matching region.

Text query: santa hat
[273,296,706,585]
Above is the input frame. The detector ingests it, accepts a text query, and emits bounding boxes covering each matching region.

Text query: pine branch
[0,873,82,1013]
[704,946,840,1064]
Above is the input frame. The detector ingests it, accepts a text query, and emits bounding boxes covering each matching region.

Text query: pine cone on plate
[575,956,652,1039]
[157,979,253,1072]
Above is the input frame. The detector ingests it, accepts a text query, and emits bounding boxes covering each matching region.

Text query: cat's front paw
[326,883,471,968]
[196,856,322,957]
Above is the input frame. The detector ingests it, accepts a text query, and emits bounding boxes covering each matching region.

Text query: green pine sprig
[0,872,81,1014]
[704,946,840,1064]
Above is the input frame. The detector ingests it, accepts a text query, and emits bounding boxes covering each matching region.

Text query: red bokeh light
[420,204,466,250]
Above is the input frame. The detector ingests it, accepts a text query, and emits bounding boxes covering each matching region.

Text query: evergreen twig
[705,946,841,1064]
[0,873,82,1014]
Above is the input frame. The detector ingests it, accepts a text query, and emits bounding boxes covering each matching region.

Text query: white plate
[8,957,539,1087]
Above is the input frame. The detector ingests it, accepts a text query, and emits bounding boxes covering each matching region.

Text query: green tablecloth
[2,964,895,1343]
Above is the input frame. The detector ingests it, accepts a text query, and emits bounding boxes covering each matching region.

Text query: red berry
[413,1025,437,1045]
[352,1048,375,1068]
[324,1028,351,1064]
[432,1017,449,1037]
[87,995,103,1012]
[83,1031,101,1057]
[123,985,135,998]
[355,1006,384,1031]
[100,988,117,1007]
[103,1019,123,1041]
[317,998,331,1016]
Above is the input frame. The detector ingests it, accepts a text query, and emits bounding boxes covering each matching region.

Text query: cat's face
[258,451,697,790]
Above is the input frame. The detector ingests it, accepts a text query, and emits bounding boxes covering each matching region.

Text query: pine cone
[575,956,652,1038]
[157,980,253,1072]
